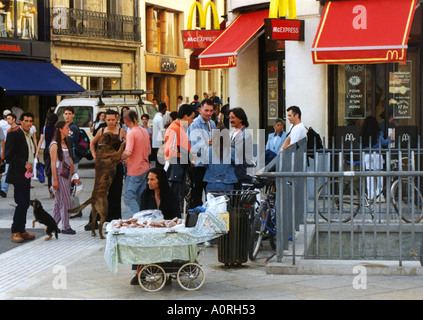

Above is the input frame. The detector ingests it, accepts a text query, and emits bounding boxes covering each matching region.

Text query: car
[54,93,157,139]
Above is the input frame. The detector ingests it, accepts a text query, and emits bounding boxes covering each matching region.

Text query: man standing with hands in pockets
[188,99,216,208]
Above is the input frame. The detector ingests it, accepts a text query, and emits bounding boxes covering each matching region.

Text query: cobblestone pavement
[2,165,423,301]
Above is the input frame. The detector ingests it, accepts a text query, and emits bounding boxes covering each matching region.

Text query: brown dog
[68,132,125,239]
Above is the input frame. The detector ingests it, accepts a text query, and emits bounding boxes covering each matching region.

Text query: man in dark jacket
[5,112,36,243]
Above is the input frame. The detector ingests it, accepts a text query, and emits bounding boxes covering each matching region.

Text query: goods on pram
[111,217,183,229]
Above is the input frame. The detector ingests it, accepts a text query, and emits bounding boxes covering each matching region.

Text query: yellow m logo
[187,1,220,30]
[386,50,399,61]
[269,0,297,20]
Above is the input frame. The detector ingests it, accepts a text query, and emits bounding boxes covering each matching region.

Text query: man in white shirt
[280,106,307,152]
[152,102,167,168]
[0,109,11,138]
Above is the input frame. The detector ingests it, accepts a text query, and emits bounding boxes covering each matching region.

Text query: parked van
[54,95,157,138]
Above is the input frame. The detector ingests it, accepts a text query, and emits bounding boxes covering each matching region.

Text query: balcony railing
[52,8,141,42]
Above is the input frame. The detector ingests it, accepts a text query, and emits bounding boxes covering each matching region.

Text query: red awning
[312,0,417,64]
[197,10,269,69]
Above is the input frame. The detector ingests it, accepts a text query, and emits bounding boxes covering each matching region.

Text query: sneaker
[70,212,82,219]
[204,241,212,248]
[0,190,6,198]
[376,196,386,203]
[62,228,76,235]
[84,222,99,231]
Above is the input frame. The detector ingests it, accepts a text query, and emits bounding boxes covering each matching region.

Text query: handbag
[60,162,71,179]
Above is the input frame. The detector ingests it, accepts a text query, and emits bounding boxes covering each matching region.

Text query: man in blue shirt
[187,99,216,208]
[265,118,287,165]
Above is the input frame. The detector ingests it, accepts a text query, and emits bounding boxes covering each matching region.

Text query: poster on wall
[267,61,279,126]
[344,65,366,120]
[390,61,412,119]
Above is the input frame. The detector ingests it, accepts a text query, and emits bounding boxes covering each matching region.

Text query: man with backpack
[280,105,307,152]
[63,107,82,218]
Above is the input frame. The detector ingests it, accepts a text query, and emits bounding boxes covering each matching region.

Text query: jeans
[1,163,9,194]
[124,172,147,214]
[364,152,384,199]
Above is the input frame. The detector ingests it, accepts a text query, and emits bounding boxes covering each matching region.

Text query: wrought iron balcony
[52,8,141,42]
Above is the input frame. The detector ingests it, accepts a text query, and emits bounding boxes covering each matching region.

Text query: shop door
[331,49,420,149]
[261,51,285,136]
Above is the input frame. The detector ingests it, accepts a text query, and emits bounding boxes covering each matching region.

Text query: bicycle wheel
[391,179,423,223]
[248,204,267,261]
[317,178,360,223]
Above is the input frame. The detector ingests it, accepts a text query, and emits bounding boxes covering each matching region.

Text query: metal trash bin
[211,190,258,266]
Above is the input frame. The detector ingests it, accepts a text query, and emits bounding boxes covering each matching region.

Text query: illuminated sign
[266,0,303,41]
[269,0,297,20]
[182,1,223,49]
[265,18,304,41]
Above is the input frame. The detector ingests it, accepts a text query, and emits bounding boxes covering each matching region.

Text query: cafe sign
[182,1,223,49]
[265,0,304,41]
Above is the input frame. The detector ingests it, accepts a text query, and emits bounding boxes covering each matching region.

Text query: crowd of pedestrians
[0,91,261,244]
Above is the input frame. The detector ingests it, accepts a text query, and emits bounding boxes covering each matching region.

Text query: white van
[54,95,157,138]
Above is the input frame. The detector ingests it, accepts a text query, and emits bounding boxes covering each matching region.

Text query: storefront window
[0,0,38,39]
[146,6,180,57]
[333,52,419,147]
[336,57,418,130]
[71,76,121,91]
[166,11,178,56]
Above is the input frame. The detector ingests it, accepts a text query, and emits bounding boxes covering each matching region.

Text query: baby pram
[104,195,229,292]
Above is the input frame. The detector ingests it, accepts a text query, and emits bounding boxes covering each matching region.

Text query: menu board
[267,61,279,125]
[344,65,366,119]
[390,61,412,119]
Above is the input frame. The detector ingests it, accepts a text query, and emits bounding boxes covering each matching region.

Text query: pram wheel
[177,263,205,291]
[138,264,166,292]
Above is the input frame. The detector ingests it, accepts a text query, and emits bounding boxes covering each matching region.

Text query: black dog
[30,199,59,241]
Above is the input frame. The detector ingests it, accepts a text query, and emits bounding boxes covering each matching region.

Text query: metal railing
[52,8,141,42]
[258,136,423,266]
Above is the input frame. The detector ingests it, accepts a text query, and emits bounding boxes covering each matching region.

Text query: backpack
[306,126,323,158]
[74,129,93,160]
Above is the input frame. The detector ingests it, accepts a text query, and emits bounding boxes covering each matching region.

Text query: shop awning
[197,9,269,69]
[0,61,85,96]
[312,0,417,64]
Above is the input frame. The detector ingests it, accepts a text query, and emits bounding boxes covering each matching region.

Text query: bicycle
[317,156,423,223]
[248,178,277,261]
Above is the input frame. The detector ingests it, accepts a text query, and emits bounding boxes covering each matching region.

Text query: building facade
[51,0,142,95]
[193,0,422,152]
[0,0,54,126]
[141,0,227,111]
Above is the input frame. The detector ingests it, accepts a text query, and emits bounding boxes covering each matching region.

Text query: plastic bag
[132,209,164,222]
[204,193,229,215]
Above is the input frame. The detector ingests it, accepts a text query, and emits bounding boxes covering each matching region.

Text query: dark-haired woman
[361,115,394,201]
[140,168,181,220]
[130,167,180,285]
[50,121,79,234]
[90,111,106,137]
[35,113,58,197]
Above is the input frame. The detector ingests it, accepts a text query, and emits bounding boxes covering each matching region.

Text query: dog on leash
[68,132,126,239]
[30,199,59,241]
